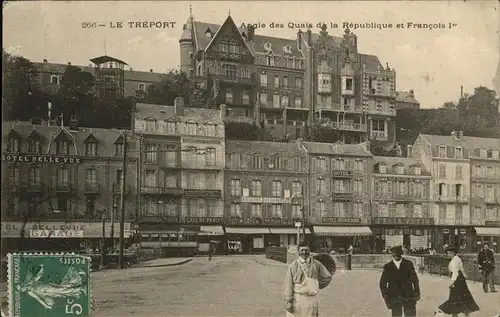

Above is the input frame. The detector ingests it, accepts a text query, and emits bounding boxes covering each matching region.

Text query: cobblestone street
[91,255,500,317]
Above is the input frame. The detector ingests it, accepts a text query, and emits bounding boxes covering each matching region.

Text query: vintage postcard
[2,1,499,316]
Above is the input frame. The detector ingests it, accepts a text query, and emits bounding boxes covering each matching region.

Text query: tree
[441,101,457,110]
[145,70,204,106]
[305,121,341,143]
[57,65,95,120]
[2,51,42,121]
[86,97,134,129]
[369,138,397,156]
[224,121,273,141]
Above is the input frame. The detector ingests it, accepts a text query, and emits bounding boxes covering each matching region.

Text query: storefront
[432,226,475,254]
[184,217,225,254]
[372,217,434,253]
[473,221,500,253]
[1,221,132,255]
[224,226,269,253]
[268,227,312,247]
[312,217,372,253]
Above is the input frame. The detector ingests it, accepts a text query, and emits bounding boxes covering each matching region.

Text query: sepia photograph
[2,1,500,316]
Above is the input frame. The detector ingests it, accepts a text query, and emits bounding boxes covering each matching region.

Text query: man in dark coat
[380,245,420,317]
[477,242,496,293]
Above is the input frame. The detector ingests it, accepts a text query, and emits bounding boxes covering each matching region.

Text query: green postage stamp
[7,253,92,317]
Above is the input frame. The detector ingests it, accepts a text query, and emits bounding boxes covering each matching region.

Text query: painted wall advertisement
[1,222,132,238]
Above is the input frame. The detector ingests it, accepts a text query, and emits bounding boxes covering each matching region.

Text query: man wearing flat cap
[379,245,420,317]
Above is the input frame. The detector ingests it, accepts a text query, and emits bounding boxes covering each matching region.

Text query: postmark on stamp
[7,253,91,317]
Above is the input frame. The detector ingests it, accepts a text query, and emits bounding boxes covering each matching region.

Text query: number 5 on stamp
[7,253,92,317]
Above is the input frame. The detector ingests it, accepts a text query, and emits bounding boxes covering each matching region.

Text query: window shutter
[363,180,368,197]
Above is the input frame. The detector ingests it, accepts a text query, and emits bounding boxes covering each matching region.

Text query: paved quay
[91,255,500,317]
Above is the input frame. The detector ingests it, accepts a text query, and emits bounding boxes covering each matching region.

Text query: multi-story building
[302,140,373,253]
[35,57,163,99]
[132,98,226,255]
[412,131,500,253]
[395,90,420,110]
[224,139,309,252]
[1,120,137,255]
[179,13,399,144]
[304,26,397,144]
[180,14,256,117]
[371,156,432,253]
[469,139,500,252]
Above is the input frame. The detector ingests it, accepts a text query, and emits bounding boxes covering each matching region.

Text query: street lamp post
[99,212,107,270]
[111,204,116,251]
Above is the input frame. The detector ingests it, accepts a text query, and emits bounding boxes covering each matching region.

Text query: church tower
[179,6,195,76]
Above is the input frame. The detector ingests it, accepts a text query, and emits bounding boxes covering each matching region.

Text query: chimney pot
[150,69,153,72]
[68,62,71,65]
[43,59,48,63]
[306,29,312,46]
[409,89,414,95]
[297,30,302,50]
[174,97,184,116]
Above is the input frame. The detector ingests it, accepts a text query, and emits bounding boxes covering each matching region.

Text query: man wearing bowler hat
[379,245,420,317]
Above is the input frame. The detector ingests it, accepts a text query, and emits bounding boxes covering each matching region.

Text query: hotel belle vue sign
[2,154,82,164]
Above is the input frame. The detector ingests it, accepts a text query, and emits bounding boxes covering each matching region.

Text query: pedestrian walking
[379,245,420,317]
[477,242,496,293]
[347,244,354,271]
[438,246,480,317]
[282,242,332,317]
[208,243,213,262]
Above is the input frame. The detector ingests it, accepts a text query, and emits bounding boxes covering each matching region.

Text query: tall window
[115,142,124,157]
[225,89,234,104]
[260,74,268,87]
[295,78,302,89]
[439,165,446,178]
[164,144,177,167]
[146,119,156,133]
[271,204,282,217]
[85,168,97,184]
[291,181,302,197]
[251,204,262,218]
[259,92,268,106]
[165,174,177,188]
[29,139,41,153]
[205,148,216,166]
[166,121,176,134]
[57,141,69,154]
[242,90,250,105]
[455,165,463,180]
[8,137,20,152]
[222,64,237,79]
[266,55,275,66]
[455,147,463,159]
[272,180,282,197]
[145,143,157,164]
[29,167,40,185]
[294,96,302,108]
[439,146,447,158]
[273,93,280,108]
[318,201,326,215]
[57,167,69,184]
[230,203,241,217]
[145,169,156,187]
[292,204,301,219]
[316,178,326,196]
[230,179,241,196]
[10,167,20,184]
[281,94,289,107]
[85,141,97,156]
[251,180,262,196]
[274,76,280,88]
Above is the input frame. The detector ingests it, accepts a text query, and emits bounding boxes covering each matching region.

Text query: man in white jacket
[282,242,332,317]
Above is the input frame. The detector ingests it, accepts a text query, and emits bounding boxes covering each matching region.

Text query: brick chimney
[220,104,227,119]
[296,30,302,50]
[306,29,312,46]
[68,118,79,131]
[43,59,48,63]
[174,97,184,116]
[67,62,71,65]
[247,25,255,42]
[150,69,153,72]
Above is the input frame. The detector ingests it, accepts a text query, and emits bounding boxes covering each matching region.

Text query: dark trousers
[347,254,352,270]
[482,270,496,292]
[390,301,416,317]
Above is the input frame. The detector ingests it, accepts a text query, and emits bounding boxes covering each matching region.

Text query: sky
[3,1,499,108]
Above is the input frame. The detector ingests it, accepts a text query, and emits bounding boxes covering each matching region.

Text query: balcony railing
[435,196,469,203]
[84,183,100,194]
[434,218,486,226]
[140,187,183,196]
[366,89,397,98]
[316,103,364,113]
[55,182,73,193]
[184,189,222,198]
[323,121,367,132]
[27,182,44,193]
[366,107,396,116]
[371,131,388,140]
[331,192,353,200]
[196,72,255,86]
[181,161,222,170]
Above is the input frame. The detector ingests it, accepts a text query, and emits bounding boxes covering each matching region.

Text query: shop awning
[198,226,224,236]
[269,228,312,234]
[225,227,270,234]
[475,227,500,236]
[313,226,372,236]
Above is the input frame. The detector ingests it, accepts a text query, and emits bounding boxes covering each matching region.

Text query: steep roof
[373,156,430,175]
[253,34,302,58]
[225,140,304,156]
[310,32,343,45]
[302,141,372,157]
[135,103,223,124]
[359,54,383,70]
[396,91,419,104]
[2,121,131,157]
[420,134,500,151]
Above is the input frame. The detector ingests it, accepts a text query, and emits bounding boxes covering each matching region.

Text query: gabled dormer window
[145,119,156,133]
[455,147,463,159]
[395,165,404,175]
[57,141,69,155]
[379,164,387,174]
[85,141,97,156]
[29,139,41,154]
[414,166,421,176]
[114,137,124,157]
[438,145,447,158]
[8,137,20,152]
